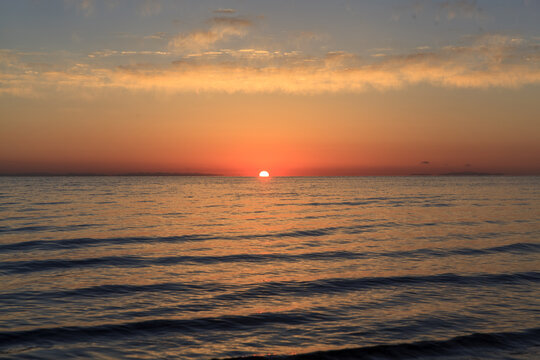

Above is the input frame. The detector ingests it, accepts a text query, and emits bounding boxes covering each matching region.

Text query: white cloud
[168,17,253,52]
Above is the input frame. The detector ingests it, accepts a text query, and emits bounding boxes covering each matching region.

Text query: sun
[259,170,270,177]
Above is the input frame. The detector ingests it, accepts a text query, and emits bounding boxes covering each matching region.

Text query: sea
[0,176,538,359]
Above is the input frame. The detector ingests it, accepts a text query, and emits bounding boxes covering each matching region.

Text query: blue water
[0,176,539,359]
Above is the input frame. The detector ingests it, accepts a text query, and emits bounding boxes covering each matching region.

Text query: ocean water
[0,176,539,359]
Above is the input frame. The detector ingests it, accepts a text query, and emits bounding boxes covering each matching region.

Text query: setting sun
[259,170,270,177]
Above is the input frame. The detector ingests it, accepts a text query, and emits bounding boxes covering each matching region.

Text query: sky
[1,0,539,176]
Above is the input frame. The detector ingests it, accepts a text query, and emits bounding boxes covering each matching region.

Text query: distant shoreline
[410,172,505,176]
[0,173,221,177]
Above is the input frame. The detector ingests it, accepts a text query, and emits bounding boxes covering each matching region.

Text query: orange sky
[2,87,538,176]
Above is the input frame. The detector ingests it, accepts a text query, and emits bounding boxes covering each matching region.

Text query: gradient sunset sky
[1,0,539,176]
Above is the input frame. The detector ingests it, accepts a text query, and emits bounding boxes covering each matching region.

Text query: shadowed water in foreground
[0,176,539,359]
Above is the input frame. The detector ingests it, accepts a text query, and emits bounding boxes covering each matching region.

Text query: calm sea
[0,176,539,359]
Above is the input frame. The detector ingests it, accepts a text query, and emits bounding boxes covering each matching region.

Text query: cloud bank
[1,34,539,97]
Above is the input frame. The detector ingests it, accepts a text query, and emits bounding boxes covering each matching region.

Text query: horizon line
[2,171,539,177]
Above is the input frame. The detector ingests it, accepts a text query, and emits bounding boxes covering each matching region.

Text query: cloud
[139,0,161,17]
[420,161,430,165]
[292,31,323,42]
[211,17,252,27]
[2,34,539,97]
[0,49,18,66]
[87,50,170,58]
[323,51,359,68]
[393,0,485,22]
[369,48,393,58]
[144,32,168,40]
[439,0,482,20]
[168,17,252,52]
[287,31,330,49]
[214,8,237,14]
[64,0,94,16]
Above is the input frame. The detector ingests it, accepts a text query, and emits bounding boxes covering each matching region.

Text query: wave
[277,200,454,208]
[222,327,540,359]
[214,271,539,302]
[2,271,537,303]
[1,242,538,275]
[1,315,537,360]
[0,311,330,347]
[273,195,451,207]
[0,282,222,302]
[0,218,535,253]
[31,201,72,206]
[0,223,94,234]
[0,234,214,252]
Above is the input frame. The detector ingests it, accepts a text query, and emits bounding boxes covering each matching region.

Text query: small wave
[214,272,540,301]
[275,197,453,208]
[294,200,378,207]
[0,224,94,234]
[0,234,215,252]
[0,226,343,253]
[0,251,358,274]
[0,225,53,233]
[384,242,540,259]
[421,203,452,207]
[0,311,330,348]
[222,327,540,359]
[2,241,538,275]
[31,201,71,206]
[0,282,222,303]
[0,220,535,255]
[246,228,337,238]
[451,242,540,255]
[3,272,537,303]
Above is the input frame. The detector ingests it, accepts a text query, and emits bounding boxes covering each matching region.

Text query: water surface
[0,176,539,359]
